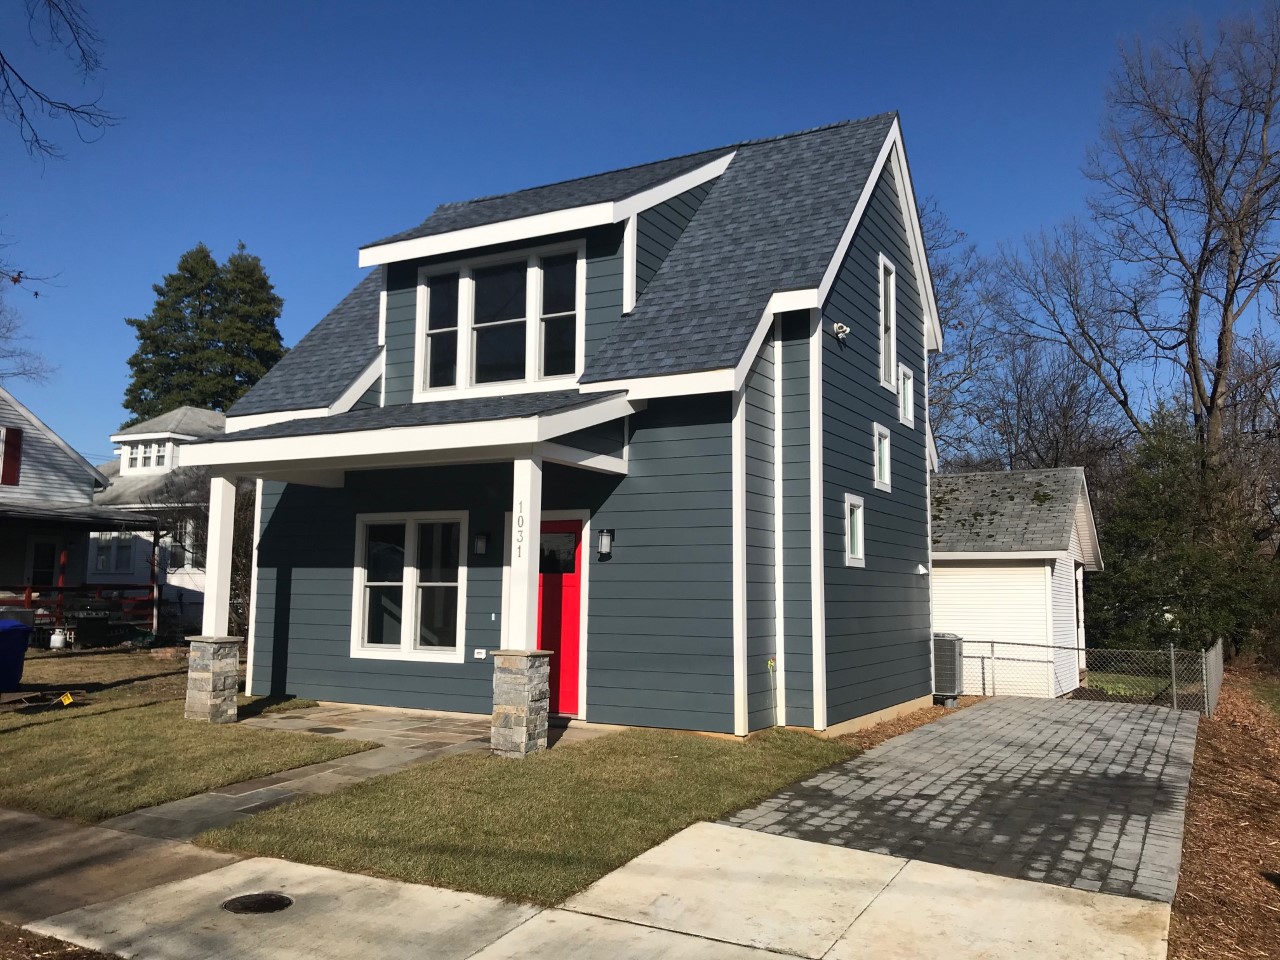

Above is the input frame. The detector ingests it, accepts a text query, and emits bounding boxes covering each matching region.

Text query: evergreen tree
[122,243,285,423]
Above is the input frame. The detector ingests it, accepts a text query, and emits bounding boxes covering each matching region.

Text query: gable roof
[581,115,896,383]
[114,406,225,440]
[930,468,1102,569]
[227,269,382,417]
[0,385,108,488]
[367,146,735,248]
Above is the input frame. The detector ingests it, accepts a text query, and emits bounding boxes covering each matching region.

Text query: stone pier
[491,649,552,757]
[184,636,243,723]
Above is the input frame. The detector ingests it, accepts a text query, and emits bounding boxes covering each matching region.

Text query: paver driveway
[725,697,1197,902]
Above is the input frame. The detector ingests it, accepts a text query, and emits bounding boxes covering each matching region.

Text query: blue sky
[0,0,1240,461]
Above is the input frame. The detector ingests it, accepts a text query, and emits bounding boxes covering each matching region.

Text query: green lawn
[1,649,369,822]
[1085,670,1170,698]
[200,726,855,905]
[1253,675,1280,719]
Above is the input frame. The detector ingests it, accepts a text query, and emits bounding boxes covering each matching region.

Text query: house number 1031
[515,501,525,558]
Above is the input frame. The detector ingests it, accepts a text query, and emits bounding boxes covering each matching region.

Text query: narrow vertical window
[142,444,153,468]
[873,423,892,492]
[472,261,527,384]
[539,253,577,377]
[1,427,22,485]
[425,272,459,389]
[363,523,406,646]
[127,444,138,469]
[844,493,865,567]
[898,364,915,427]
[155,444,167,467]
[879,256,897,389]
[113,534,133,573]
[415,521,461,649]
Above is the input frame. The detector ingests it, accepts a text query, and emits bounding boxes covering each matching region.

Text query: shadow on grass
[237,696,317,720]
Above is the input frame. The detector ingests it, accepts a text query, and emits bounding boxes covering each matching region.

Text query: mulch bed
[0,925,115,960]
[833,696,981,752]
[1168,668,1280,960]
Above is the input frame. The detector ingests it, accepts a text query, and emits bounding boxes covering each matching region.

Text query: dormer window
[416,241,584,400]
[141,444,153,468]
[127,445,138,469]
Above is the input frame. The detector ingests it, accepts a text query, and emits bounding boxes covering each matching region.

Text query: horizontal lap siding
[778,310,813,726]
[585,226,625,363]
[0,394,98,504]
[251,465,511,713]
[383,261,416,405]
[635,183,712,298]
[821,164,932,725]
[547,396,735,733]
[1051,557,1079,695]
[745,342,777,730]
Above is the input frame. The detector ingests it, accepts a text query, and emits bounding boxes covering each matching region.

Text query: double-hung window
[424,273,460,389]
[873,423,892,492]
[352,512,468,662]
[472,261,528,384]
[898,364,915,427]
[141,444,153,468]
[94,532,133,574]
[539,253,577,377]
[127,445,139,469]
[879,254,897,390]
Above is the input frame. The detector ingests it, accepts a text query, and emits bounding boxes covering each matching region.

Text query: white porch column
[201,475,237,638]
[507,455,543,651]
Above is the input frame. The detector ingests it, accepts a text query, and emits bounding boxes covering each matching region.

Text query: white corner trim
[223,408,329,434]
[329,352,385,415]
[622,215,637,313]
[731,386,748,737]
[358,153,734,269]
[245,477,263,696]
[771,316,786,726]
[1043,561,1055,696]
[808,308,827,731]
[378,266,388,347]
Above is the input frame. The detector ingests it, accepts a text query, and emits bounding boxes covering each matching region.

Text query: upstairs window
[473,261,528,384]
[879,255,897,390]
[155,444,167,467]
[873,423,892,492]
[141,444,153,468]
[844,493,865,568]
[898,364,915,427]
[539,253,577,377]
[127,445,138,469]
[424,273,459,389]
[0,426,22,486]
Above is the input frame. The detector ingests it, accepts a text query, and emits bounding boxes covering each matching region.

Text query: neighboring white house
[91,407,225,631]
[930,467,1103,698]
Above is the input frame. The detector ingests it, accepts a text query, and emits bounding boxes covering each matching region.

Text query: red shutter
[1,427,23,486]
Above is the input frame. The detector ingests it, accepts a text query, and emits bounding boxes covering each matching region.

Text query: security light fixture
[832,321,851,341]
[597,528,614,559]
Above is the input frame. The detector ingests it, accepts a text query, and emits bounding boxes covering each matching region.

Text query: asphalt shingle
[930,468,1086,553]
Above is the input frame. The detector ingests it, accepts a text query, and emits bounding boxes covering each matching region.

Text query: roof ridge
[938,467,1085,479]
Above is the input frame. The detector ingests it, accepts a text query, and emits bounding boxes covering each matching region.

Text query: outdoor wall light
[473,533,489,556]
[914,563,929,576]
[597,528,615,559]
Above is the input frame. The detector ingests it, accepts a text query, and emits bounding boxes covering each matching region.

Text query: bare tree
[1084,4,1280,464]
[0,287,50,381]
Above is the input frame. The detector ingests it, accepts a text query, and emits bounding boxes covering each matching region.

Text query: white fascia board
[0,384,108,487]
[357,154,734,269]
[329,352,385,414]
[534,394,642,441]
[932,551,1071,562]
[538,442,627,475]
[732,290,818,392]
[110,432,198,443]
[814,119,943,355]
[378,266,388,347]
[224,408,329,434]
[1075,480,1104,572]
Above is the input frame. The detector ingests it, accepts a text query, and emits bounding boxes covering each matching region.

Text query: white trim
[224,408,329,434]
[110,431,197,443]
[843,493,865,568]
[877,254,898,392]
[1076,475,1104,571]
[538,442,627,475]
[873,422,892,493]
[0,384,108,486]
[1043,561,1055,698]
[731,290,820,393]
[897,363,915,428]
[622,215,637,313]
[329,353,384,414]
[411,240,586,403]
[771,316,786,726]
[731,386,748,737]
[245,478,263,696]
[808,308,827,731]
[184,394,641,470]
[349,510,469,664]
[358,153,735,268]
[932,550,1074,562]
[378,266,388,347]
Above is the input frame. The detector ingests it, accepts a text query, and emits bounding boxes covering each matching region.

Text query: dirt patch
[0,924,115,960]
[833,696,982,751]
[1168,668,1280,959]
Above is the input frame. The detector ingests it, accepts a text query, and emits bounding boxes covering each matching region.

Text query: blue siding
[778,309,813,726]
[383,263,416,405]
[585,226,625,363]
[821,163,932,724]
[635,183,711,299]
[744,342,777,730]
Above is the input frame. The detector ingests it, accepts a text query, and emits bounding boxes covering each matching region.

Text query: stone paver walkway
[102,705,613,841]
[724,697,1198,902]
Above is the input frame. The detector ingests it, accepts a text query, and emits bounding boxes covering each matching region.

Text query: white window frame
[898,363,915,428]
[873,422,892,493]
[413,239,586,403]
[127,444,139,469]
[843,493,865,568]
[93,532,134,575]
[878,253,898,391]
[349,510,469,663]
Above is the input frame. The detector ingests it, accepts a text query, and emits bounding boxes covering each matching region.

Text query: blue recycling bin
[0,619,33,693]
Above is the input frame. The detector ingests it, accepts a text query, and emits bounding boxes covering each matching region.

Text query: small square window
[844,493,865,568]
[898,364,915,428]
[873,424,892,492]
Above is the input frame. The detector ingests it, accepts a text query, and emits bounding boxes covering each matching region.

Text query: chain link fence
[943,637,1224,715]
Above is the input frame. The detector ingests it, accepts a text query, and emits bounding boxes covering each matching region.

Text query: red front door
[537,520,582,715]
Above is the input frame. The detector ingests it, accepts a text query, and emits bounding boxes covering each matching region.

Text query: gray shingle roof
[116,407,225,439]
[207,390,621,443]
[94,460,210,507]
[931,468,1086,553]
[227,270,382,417]
[365,147,734,248]
[581,114,896,383]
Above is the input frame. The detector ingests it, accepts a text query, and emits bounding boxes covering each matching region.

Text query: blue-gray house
[185,113,943,736]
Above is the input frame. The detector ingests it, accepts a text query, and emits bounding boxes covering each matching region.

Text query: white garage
[930,468,1102,698]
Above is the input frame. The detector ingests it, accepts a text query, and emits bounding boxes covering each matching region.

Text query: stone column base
[491,649,553,757]
[185,636,244,723]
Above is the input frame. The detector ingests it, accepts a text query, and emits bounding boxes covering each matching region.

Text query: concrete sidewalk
[22,822,1170,960]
